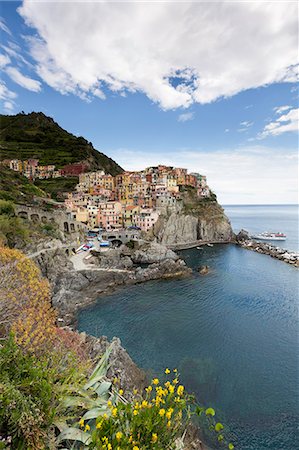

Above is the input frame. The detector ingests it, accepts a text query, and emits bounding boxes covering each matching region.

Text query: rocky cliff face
[152,200,233,246]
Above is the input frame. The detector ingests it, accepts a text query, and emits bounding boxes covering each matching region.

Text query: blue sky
[0,1,298,204]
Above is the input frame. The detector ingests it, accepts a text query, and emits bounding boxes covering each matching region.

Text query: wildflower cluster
[85,369,191,449]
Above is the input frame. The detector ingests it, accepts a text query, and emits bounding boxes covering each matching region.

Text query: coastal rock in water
[236,229,250,241]
[131,242,178,264]
[198,265,210,275]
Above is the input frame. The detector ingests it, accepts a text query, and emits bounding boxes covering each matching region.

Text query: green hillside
[0,112,123,175]
[0,165,45,204]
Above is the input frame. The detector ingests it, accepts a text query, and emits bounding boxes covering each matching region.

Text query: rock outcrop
[80,333,146,400]
[131,242,178,264]
[30,243,191,325]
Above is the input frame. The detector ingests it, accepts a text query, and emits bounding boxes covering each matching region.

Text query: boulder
[236,229,250,241]
[131,242,178,264]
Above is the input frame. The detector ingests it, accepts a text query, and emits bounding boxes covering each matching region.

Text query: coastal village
[5,158,211,232]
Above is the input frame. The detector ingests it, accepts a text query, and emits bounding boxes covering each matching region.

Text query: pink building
[97,201,122,230]
[134,208,160,232]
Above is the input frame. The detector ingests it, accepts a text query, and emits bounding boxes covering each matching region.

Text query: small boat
[196,246,203,250]
[251,232,286,241]
[207,243,213,247]
[99,240,110,247]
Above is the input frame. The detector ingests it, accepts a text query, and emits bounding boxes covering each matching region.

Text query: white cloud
[18,1,298,109]
[106,145,298,204]
[0,80,17,113]
[0,53,10,68]
[225,129,229,133]
[238,121,253,132]
[273,105,291,114]
[178,112,194,123]
[5,66,41,92]
[0,17,12,36]
[259,108,298,138]
[3,100,15,113]
[0,80,17,101]
[240,121,253,127]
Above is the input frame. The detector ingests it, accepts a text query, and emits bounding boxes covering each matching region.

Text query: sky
[0,1,298,205]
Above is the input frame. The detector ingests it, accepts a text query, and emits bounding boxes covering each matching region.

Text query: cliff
[151,190,233,247]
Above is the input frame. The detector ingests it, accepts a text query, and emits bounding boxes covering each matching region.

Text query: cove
[77,245,299,450]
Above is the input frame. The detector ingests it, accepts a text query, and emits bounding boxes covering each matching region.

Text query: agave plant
[56,342,118,448]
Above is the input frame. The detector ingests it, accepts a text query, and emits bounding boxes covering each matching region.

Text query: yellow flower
[173,378,178,385]
[169,385,175,394]
[133,409,138,416]
[107,400,112,407]
[152,433,158,443]
[165,368,170,374]
[129,435,133,443]
[112,407,118,417]
[152,378,159,385]
[84,424,90,432]
[166,411,172,419]
[159,408,165,417]
[116,431,123,441]
[96,421,102,429]
[108,444,112,450]
[133,447,139,450]
[167,420,172,428]
[145,385,152,393]
[141,400,148,408]
[177,385,184,396]
[133,388,138,395]
[173,368,178,373]
[119,389,124,396]
[103,413,108,419]
[79,418,84,428]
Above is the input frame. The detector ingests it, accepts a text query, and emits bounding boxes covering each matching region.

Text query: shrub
[0,246,56,352]
[0,335,89,449]
[0,200,14,216]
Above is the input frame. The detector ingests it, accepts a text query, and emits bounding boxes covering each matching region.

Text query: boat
[207,243,213,247]
[99,240,110,247]
[251,232,286,241]
[196,246,203,250]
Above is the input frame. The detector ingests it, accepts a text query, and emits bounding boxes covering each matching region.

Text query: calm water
[78,206,299,450]
[223,205,298,252]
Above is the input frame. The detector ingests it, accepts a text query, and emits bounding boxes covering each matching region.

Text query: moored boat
[251,231,287,241]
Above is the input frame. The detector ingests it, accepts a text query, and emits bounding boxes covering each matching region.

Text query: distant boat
[207,243,213,247]
[251,232,286,241]
[196,246,203,250]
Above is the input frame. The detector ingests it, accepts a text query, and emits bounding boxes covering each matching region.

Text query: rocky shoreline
[236,230,299,267]
[30,240,209,449]
[32,241,192,327]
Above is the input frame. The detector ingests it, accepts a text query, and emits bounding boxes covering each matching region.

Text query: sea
[77,205,299,450]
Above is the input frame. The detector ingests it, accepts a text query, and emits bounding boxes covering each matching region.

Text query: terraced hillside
[0,112,123,175]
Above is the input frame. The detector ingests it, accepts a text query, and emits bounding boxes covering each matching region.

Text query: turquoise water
[223,205,298,252]
[78,206,299,449]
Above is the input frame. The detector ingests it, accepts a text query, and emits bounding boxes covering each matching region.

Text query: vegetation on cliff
[0,165,45,204]
[0,112,123,175]
[0,247,236,449]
